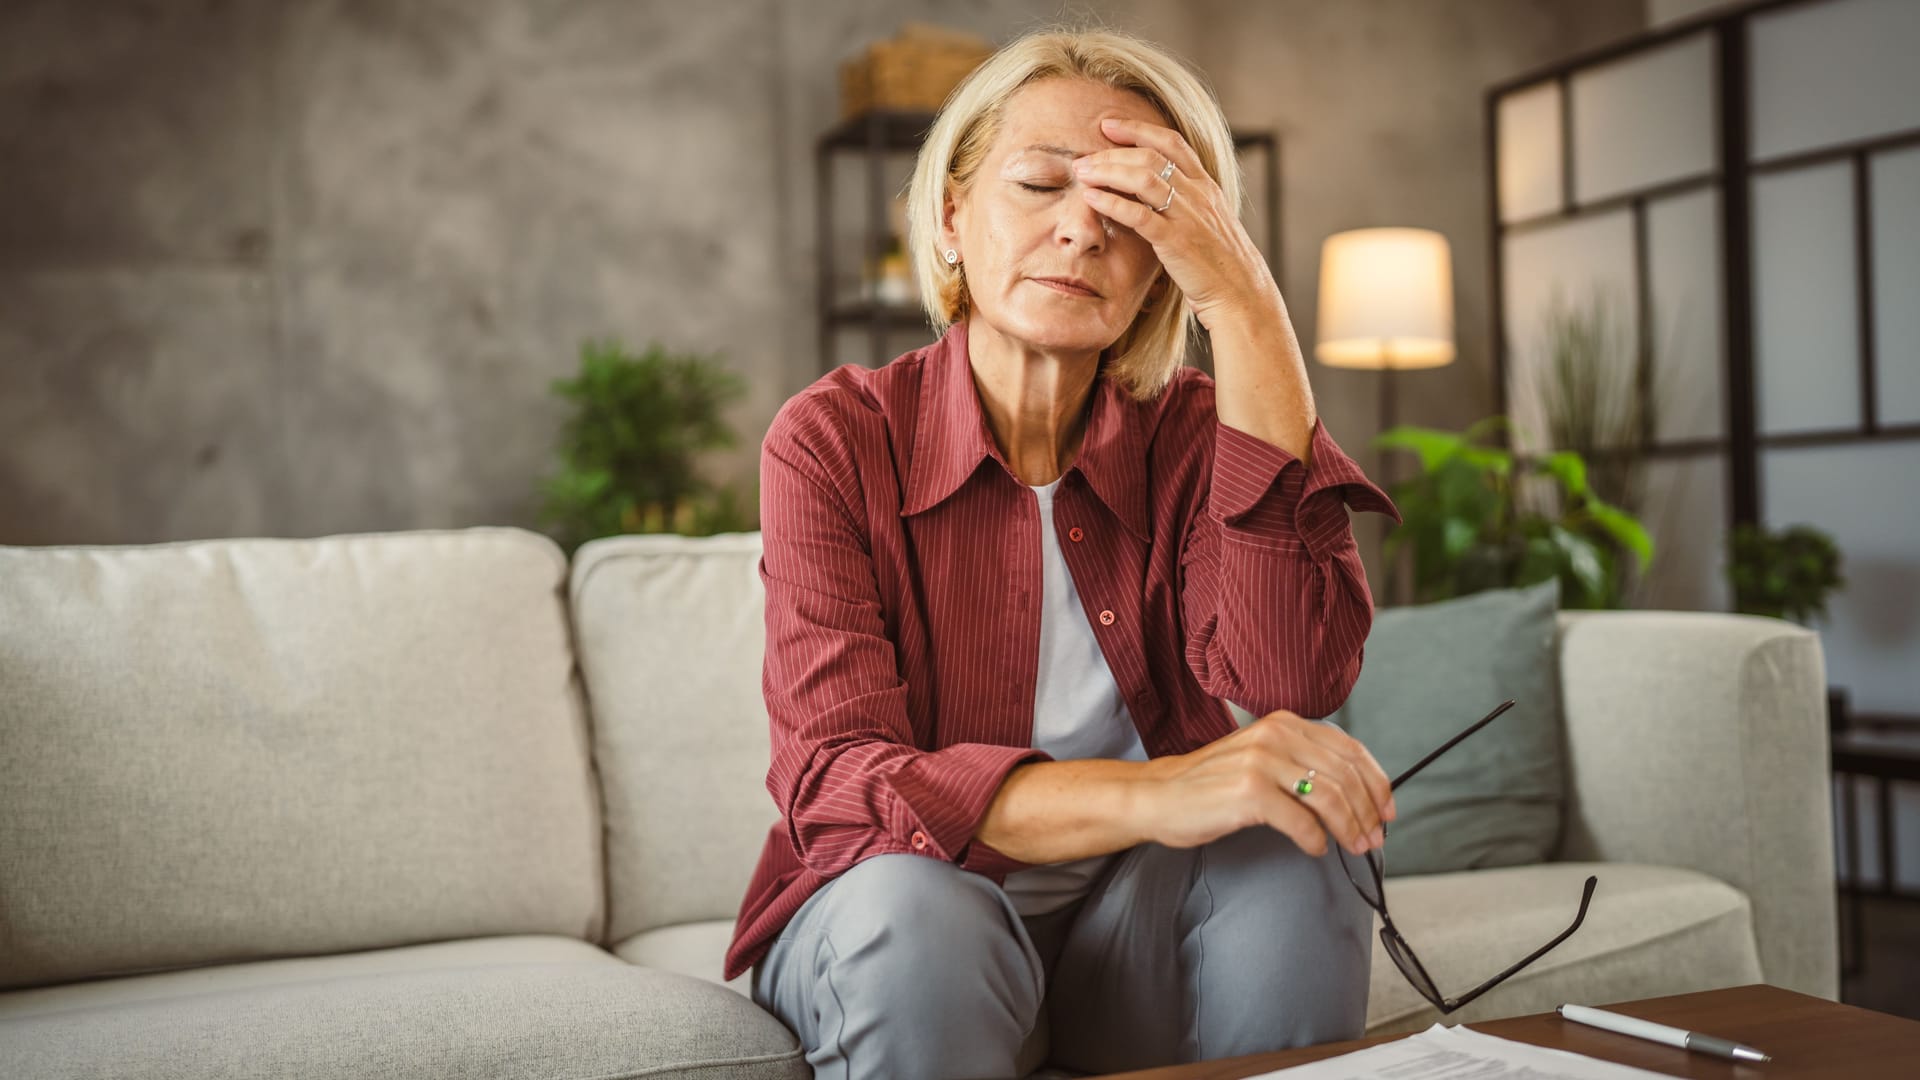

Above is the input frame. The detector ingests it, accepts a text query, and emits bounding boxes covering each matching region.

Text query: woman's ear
[938,186,964,256]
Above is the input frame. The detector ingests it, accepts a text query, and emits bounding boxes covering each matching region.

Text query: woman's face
[942,78,1168,356]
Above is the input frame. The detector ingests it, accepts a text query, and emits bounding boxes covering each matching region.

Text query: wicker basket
[840,23,994,120]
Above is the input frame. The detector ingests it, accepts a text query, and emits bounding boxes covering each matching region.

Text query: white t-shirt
[1000,476,1149,917]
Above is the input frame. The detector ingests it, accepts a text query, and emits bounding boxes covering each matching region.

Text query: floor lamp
[1313,227,1456,607]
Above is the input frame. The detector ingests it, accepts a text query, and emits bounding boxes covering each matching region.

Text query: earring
[944,249,959,265]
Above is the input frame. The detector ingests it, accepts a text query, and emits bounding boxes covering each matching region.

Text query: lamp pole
[1377,348,1400,607]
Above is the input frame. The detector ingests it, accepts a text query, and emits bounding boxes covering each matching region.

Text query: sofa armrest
[1554,610,1837,1000]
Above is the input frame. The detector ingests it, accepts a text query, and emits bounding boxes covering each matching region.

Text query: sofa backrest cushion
[1324,577,1566,876]
[0,527,605,991]
[568,532,775,941]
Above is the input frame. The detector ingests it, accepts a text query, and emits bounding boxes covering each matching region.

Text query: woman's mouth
[1032,277,1101,298]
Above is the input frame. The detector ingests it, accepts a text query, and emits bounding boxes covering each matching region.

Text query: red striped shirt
[724,320,1401,981]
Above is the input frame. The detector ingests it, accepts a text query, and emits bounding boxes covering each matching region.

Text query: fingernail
[1387,798,1398,821]
[1371,826,1386,848]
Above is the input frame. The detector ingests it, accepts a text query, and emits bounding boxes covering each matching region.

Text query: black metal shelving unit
[815,109,1283,375]
[815,110,938,372]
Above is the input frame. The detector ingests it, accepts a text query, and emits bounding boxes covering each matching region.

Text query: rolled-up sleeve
[759,396,1049,880]
[1180,416,1402,719]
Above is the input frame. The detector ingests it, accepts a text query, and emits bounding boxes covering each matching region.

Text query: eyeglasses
[1336,699,1599,1015]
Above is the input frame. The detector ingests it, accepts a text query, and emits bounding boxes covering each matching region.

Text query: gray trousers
[750,824,1373,1080]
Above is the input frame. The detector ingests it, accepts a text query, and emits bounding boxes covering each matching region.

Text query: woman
[726,27,1404,1080]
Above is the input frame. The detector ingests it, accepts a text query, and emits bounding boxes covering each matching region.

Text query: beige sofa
[0,527,1838,1078]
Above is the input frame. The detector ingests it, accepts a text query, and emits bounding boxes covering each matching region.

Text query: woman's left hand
[1073,115,1280,332]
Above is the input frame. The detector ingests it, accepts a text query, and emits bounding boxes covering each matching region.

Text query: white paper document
[1246,1021,1678,1079]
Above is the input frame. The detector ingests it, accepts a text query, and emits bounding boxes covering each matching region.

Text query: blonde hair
[906,27,1242,403]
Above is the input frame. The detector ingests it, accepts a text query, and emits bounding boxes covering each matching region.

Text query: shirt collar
[901,320,1151,542]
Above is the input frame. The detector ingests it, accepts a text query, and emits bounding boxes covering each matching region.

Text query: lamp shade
[1315,227,1456,370]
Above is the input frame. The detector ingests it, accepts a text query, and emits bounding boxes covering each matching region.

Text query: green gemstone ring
[1294,769,1316,796]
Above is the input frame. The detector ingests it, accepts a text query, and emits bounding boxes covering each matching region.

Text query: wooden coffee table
[1094,983,1920,1078]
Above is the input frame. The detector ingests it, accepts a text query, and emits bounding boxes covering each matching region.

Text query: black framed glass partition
[1487,0,1919,731]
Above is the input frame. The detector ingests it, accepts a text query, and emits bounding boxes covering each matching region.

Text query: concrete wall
[1,0,1644,590]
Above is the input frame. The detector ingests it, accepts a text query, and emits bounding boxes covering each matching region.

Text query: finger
[1303,720,1396,825]
[1352,739,1398,823]
[1073,160,1173,207]
[1080,184,1164,237]
[1240,731,1360,854]
[1288,748,1375,854]
[1325,754,1382,849]
[1098,116,1208,182]
[1251,775,1330,857]
[1269,749,1366,855]
[1075,146,1179,177]
[1281,722,1378,845]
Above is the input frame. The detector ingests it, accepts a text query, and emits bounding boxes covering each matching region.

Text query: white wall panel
[1871,146,1920,426]
[1629,454,1729,613]
[1498,80,1564,224]
[1503,211,1638,455]
[1763,441,1920,716]
[1646,188,1725,442]
[1750,0,1920,162]
[1571,32,1715,204]
[1753,162,1861,435]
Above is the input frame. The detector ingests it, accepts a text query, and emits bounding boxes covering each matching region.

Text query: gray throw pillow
[1325,577,1565,877]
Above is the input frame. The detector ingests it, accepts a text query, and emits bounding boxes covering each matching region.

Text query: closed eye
[1016,182,1061,193]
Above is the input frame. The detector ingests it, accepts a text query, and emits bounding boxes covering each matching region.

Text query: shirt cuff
[884,742,1053,874]
[1211,417,1402,560]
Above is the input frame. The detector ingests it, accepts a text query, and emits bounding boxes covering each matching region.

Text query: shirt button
[1068,527,1085,542]
[1099,609,1115,626]
[911,830,929,850]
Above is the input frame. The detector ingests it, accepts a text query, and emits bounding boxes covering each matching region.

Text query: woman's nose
[1056,190,1110,250]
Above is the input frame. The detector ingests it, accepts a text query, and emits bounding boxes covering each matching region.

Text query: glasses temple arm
[1390,700,1517,791]
[1441,875,1600,1013]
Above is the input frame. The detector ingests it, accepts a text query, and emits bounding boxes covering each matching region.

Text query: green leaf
[1551,525,1609,607]
[1537,451,1589,498]
[1456,446,1514,476]
[1442,517,1479,560]
[1585,502,1655,570]
[1518,536,1560,584]
[1373,425,1466,474]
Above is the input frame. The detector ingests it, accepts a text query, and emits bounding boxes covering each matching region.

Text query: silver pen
[1557,1003,1772,1063]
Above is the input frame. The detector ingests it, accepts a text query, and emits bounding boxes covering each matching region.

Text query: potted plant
[1726,521,1849,729]
[537,339,757,556]
[1374,416,1654,609]
[1530,286,1656,513]
[1726,523,1845,625]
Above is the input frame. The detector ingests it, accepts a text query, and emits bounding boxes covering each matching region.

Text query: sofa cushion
[0,934,616,1020]
[570,533,778,941]
[1327,578,1566,875]
[0,527,604,991]
[613,920,746,996]
[1360,861,1762,1034]
[0,934,807,1080]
